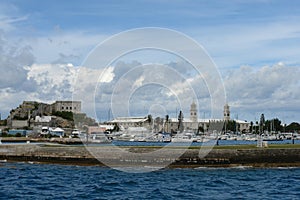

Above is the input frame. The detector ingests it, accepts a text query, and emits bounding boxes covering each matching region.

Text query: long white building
[107,102,250,133]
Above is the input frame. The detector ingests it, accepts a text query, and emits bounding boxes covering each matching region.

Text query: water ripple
[1,163,300,199]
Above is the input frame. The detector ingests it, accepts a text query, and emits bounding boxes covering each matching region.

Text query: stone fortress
[6,101,82,129]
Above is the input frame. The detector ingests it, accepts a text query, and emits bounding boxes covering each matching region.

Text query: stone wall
[1,144,300,167]
[52,101,81,114]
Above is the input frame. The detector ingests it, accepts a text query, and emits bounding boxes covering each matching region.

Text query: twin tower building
[189,101,230,122]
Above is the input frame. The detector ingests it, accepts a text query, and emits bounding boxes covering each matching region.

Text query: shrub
[53,111,74,121]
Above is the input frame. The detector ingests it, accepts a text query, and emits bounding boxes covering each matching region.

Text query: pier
[1,143,300,168]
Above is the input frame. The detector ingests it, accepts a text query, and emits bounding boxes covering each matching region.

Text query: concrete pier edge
[1,144,300,168]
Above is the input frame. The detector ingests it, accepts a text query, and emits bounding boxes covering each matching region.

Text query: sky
[0,0,300,124]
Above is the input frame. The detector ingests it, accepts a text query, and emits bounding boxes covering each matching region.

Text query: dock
[1,143,300,168]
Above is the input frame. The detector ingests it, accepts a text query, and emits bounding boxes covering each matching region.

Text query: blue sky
[2,0,300,67]
[0,0,300,124]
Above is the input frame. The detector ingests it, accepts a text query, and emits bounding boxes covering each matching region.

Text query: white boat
[195,136,210,143]
[80,133,111,144]
[40,126,50,135]
[91,133,111,143]
[263,134,278,141]
[172,133,194,143]
[145,133,171,142]
[115,133,135,141]
[71,129,81,138]
[134,135,146,142]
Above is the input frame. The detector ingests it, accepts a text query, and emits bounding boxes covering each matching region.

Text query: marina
[1,135,300,146]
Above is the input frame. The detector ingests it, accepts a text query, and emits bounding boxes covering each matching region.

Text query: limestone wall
[1,144,300,167]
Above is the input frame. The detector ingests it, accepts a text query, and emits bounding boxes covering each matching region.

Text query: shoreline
[1,143,300,168]
[2,160,300,169]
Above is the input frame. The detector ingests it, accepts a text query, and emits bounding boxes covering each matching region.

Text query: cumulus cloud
[0,33,35,90]
[224,62,300,122]
[89,60,213,119]
[26,63,78,100]
[99,66,115,83]
[0,48,299,124]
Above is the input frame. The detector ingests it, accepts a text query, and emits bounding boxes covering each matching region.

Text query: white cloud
[0,57,299,124]
[26,63,78,98]
[224,62,300,122]
[99,66,115,83]
[0,33,35,91]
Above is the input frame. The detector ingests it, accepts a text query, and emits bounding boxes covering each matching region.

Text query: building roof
[235,119,249,124]
[109,117,148,123]
[49,127,64,132]
[54,100,81,104]
[168,118,222,123]
[35,116,52,122]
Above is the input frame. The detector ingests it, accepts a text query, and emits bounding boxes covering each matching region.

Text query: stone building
[190,101,198,122]
[107,102,250,133]
[51,101,81,113]
[8,120,28,129]
[107,117,150,129]
[224,103,230,121]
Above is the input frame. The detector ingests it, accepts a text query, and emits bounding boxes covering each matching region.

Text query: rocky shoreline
[1,143,300,168]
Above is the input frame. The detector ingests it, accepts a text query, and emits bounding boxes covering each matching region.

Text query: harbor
[1,100,300,169]
[1,1,300,199]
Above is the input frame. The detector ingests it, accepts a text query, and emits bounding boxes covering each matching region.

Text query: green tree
[259,114,265,134]
[224,120,237,132]
[164,115,169,133]
[197,126,204,134]
[147,114,153,125]
[15,132,22,137]
[264,118,283,133]
[286,122,300,132]
[250,121,254,133]
[53,111,74,121]
[178,111,184,133]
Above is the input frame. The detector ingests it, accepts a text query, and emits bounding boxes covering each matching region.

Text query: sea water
[0,162,299,199]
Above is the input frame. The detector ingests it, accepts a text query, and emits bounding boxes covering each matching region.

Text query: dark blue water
[1,162,300,199]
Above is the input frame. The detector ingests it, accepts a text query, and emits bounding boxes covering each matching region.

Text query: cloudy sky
[0,0,300,124]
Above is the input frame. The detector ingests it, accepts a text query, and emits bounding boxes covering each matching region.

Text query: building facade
[51,101,81,113]
[107,116,151,129]
[224,103,230,121]
[190,101,198,122]
[106,102,250,133]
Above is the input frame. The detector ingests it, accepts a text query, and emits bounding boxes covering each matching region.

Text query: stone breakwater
[1,144,300,168]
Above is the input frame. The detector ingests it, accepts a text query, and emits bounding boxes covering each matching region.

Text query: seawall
[1,144,300,168]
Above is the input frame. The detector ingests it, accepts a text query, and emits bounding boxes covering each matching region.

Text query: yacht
[80,133,111,144]
[171,133,194,143]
